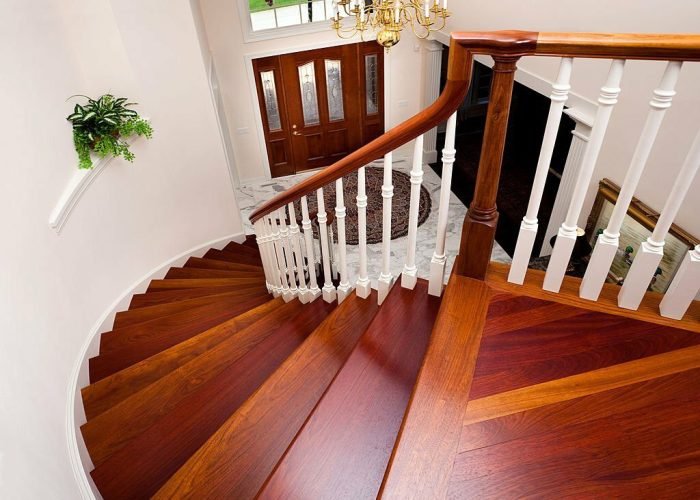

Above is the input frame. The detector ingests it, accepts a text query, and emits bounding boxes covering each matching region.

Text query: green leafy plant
[66,94,153,169]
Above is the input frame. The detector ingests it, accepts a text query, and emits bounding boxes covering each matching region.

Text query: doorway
[253,42,384,178]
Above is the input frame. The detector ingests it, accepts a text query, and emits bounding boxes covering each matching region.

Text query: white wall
[444,0,700,236]
[0,0,242,497]
[197,0,424,182]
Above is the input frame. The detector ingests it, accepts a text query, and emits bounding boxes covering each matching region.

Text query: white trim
[237,0,334,44]
[49,135,145,233]
[66,231,247,499]
[207,55,240,189]
[243,36,391,181]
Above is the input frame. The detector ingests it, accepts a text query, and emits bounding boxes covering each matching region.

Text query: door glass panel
[298,62,320,126]
[365,54,379,115]
[260,70,282,131]
[324,59,345,122]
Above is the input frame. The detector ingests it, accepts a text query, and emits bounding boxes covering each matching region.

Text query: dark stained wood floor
[446,291,700,499]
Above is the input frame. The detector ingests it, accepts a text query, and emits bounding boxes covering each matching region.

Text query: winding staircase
[81,31,700,498]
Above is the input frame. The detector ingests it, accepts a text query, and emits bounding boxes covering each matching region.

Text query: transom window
[248,0,339,32]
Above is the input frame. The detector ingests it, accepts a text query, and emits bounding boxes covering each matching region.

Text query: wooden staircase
[81,237,443,499]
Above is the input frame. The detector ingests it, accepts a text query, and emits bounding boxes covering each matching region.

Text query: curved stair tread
[82,298,284,420]
[88,298,336,499]
[224,241,261,256]
[184,256,263,272]
[129,284,266,309]
[153,290,380,500]
[147,276,263,291]
[98,293,269,355]
[259,280,441,500]
[164,267,265,280]
[113,288,269,329]
[203,248,262,267]
[90,294,270,381]
[82,298,312,466]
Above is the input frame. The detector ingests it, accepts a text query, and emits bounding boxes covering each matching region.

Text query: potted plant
[66,94,153,169]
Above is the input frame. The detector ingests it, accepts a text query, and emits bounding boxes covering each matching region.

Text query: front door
[253,42,384,178]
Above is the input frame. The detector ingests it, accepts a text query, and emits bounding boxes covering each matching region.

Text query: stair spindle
[619,128,700,310]
[287,202,309,303]
[378,152,394,305]
[659,245,700,319]
[300,196,322,301]
[262,218,284,297]
[402,135,425,290]
[253,220,274,295]
[543,59,626,293]
[269,214,293,302]
[429,112,457,296]
[581,61,683,301]
[509,57,573,284]
[277,207,299,299]
[317,188,337,303]
[355,167,371,299]
[335,178,352,302]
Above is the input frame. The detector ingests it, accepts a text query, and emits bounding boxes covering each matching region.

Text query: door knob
[293,131,302,136]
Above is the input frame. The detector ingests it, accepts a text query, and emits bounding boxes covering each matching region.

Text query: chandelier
[331,1,450,51]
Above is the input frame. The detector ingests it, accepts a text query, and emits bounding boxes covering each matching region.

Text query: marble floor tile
[234,160,512,289]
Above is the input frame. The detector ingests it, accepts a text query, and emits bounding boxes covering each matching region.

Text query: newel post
[454,56,520,279]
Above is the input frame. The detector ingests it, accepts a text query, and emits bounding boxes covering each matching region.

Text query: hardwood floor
[444,288,700,499]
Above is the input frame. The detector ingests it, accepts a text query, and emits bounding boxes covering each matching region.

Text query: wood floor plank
[113,289,268,329]
[483,301,586,337]
[449,397,700,498]
[379,275,491,500]
[260,281,440,500]
[486,261,700,333]
[82,298,283,420]
[463,343,700,426]
[459,367,700,453]
[128,284,266,309]
[203,248,262,266]
[89,298,335,499]
[471,312,700,399]
[184,256,262,272]
[147,276,263,291]
[153,291,380,499]
[83,298,312,466]
[164,267,264,280]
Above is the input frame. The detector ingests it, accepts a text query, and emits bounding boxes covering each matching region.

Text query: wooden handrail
[249,31,700,224]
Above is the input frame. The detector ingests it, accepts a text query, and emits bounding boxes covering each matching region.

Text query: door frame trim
[245,37,391,181]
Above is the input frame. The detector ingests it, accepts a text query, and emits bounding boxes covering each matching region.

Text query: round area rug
[295,167,431,245]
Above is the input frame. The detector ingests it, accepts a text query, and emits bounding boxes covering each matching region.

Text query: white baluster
[543,59,626,292]
[581,61,683,301]
[269,214,293,301]
[335,178,352,302]
[287,202,309,303]
[277,207,298,299]
[262,218,283,297]
[660,245,700,320]
[317,188,337,302]
[429,111,457,296]
[252,221,272,293]
[378,151,394,305]
[509,58,573,284]
[301,196,321,301]
[355,167,371,299]
[402,135,425,289]
[619,128,700,310]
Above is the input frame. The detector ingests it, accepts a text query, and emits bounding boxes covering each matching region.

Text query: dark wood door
[253,42,384,178]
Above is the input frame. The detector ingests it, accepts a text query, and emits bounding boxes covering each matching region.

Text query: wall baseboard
[66,231,246,499]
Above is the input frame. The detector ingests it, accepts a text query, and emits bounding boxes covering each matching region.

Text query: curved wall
[0,0,243,497]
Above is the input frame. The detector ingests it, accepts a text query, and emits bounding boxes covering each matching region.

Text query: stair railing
[250,31,700,320]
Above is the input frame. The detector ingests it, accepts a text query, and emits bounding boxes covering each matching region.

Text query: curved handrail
[249,30,700,223]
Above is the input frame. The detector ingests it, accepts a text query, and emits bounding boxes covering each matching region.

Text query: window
[248,0,338,32]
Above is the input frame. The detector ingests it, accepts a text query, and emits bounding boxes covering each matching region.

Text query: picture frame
[584,179,698,293]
